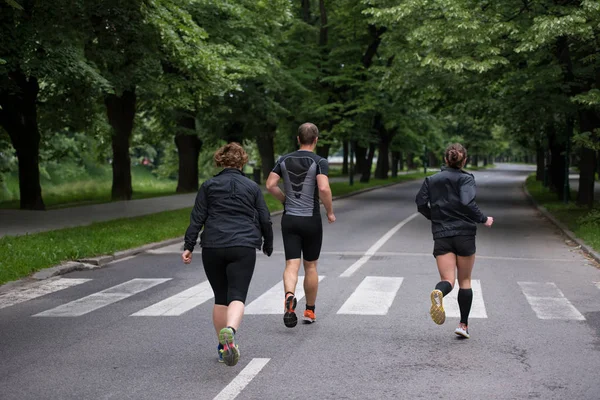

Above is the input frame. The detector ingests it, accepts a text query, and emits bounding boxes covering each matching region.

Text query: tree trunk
[105,89,136,201]
[175,114,201,193]
[355,143,366,174]
[576,110,599,207]
[342,140,349,175]
[0,71,45,210]
[316,143,331,159]
[360,143,376,183]
[375,134,390,179]
[257,129,276,180]
[471,155,479,168]
[391,151,399,177]
[224,122,244,144]
[548,126,567,200]
[301,0,310,21]
[407,152,416,170]
[483,156,489,166]
[536,144,545,181]
[398,152,404,171]
[428,151,438,169]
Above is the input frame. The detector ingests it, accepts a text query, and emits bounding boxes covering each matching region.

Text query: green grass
[465,164,496,171]
[0,193,283,285]
[330,172,433,197]
[0,166,177,209]
[0,173,431,285]
[526,175,600,253]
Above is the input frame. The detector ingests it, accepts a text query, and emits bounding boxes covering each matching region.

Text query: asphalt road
[1,164,600,400]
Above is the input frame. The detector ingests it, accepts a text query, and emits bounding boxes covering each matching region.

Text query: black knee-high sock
[458,288,473,325]
[435,281,453,297]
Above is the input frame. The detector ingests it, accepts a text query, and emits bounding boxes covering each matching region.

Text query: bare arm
[317,174,334,215]
[266,172,286,204]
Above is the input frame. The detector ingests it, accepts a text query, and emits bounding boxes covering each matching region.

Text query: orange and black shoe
[283,292,297,328]
[303,309,316,324]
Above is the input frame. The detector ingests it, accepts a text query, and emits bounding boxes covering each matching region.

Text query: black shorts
[281,214,323,261]
[433,235,476,258]
[201,247,256,305]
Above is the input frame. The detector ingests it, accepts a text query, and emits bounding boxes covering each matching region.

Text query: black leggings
[202,247,256,306]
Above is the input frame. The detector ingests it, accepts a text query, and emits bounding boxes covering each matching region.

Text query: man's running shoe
[429,289,446,325]
[284,293,297,328]
[303,309,316,324]
[454,325,470,339]
[218,327,240,366]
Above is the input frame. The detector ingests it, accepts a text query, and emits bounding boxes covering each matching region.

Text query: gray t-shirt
[272,150,329,217]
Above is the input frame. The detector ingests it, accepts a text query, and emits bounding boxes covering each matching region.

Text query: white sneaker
[454,325,470,339]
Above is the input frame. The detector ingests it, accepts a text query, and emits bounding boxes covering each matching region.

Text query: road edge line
[522,181,600,266]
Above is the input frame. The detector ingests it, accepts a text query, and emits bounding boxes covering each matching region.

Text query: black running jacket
[184,168,273,252]
[415,166,487,239]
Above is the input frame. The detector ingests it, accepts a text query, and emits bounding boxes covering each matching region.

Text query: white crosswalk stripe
[33,279,171,317]
[213,358,270,400]
[11,275,592,323]
[444,280,488,319]
[131,281,213,316]
[0,278,91,310]
[518,282,585,320]
[245,276,325,314]
[337,276,403,315]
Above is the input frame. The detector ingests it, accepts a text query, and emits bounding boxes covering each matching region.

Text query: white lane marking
[33,278,171,317]
[443,280,487,318]
[337,276,403,315]
[595,282,600,291]
[213,358,270,400]
[518,282,585,320]
[131,281,213,316]
[0,278,91,310]
[340,213,420,277]
[245,276,325,314]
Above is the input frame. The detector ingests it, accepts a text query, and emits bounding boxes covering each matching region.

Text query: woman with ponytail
[415,143,493,338]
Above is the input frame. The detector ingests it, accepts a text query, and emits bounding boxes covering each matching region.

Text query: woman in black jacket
[415,143,493,338]
[182,142,274,366]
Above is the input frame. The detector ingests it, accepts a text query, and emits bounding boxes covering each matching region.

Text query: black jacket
[184,168,273,252]
[415,166,487,239]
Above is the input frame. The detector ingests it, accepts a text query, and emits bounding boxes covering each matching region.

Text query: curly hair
[214,142,249,169]
[445,143,467,169]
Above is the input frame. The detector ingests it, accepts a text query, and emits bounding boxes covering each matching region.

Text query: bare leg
[213,304,228,339]
[430,253,457,325]
[283,259,301,295]
[226,301,245,331]
[303,260,318,306]
[436,253,457,287]
[456,255,475,289]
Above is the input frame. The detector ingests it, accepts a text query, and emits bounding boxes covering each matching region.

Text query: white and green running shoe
[219,327,240,366]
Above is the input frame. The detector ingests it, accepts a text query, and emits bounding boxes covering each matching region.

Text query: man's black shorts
[281,214,323,261]
[433,235,476,258]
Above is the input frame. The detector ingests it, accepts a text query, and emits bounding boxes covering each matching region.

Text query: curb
[2,176,424,288]
[522,181,600,265]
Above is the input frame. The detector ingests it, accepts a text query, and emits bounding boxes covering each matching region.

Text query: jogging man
[266,122,335,328]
